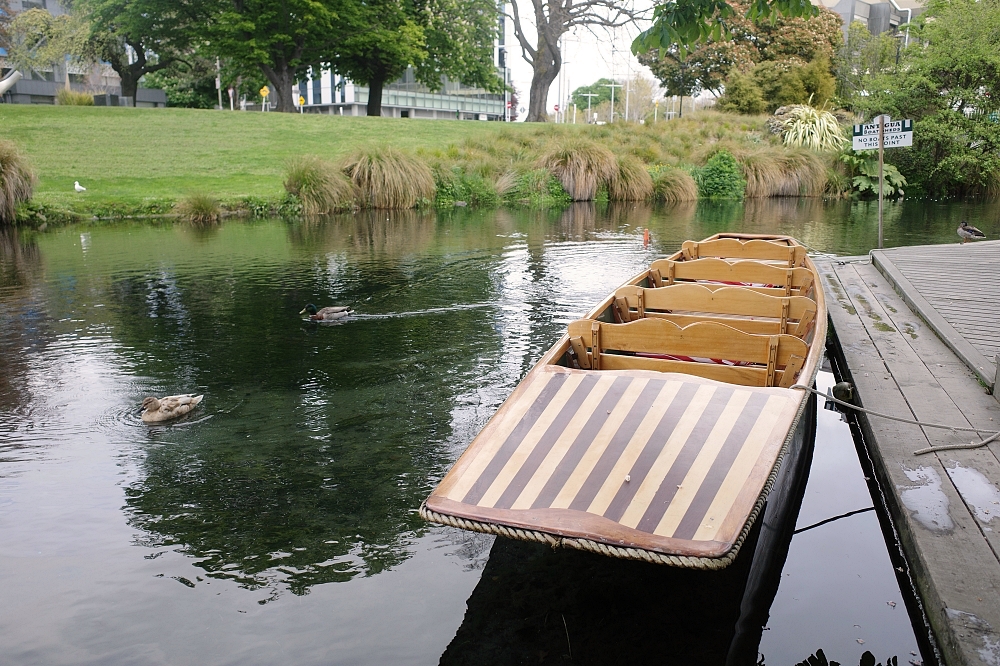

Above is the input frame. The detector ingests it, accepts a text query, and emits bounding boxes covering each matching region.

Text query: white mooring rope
[790,384,1000,455]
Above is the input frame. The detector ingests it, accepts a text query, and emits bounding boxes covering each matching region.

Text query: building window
[299,80,307,104]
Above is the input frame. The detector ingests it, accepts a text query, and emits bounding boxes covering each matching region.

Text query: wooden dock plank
[874,241,1000,388]
[819,259,1000,666]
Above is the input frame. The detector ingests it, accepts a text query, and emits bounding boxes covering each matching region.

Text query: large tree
[331,0,502,117]
[75,0,197,103]
[204,0,341,112]
[509,0,636,122]
[0,0,14,53]
[6,8,83,77]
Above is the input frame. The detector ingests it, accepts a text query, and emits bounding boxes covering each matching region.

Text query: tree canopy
[570,78,616,109]
[632,0,818,58]
[331,0,501,117]
[852,0,1000,196]
[74,0,199,101]
[637,1,842,98]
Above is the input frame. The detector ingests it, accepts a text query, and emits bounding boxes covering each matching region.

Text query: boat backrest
[566,318,808,388]
[681,238,807,267]
[612,284,817,337]
[647,258,814,297]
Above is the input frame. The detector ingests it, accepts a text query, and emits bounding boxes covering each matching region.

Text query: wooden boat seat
[647,258,814,298]
[611,284,817,338]
[567,318,808,388]
[681,238,807,267]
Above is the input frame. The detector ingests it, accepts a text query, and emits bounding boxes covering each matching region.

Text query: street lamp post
[580,92,598,124]
[604,81,622,123]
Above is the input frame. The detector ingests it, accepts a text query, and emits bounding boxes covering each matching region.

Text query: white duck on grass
[141,394,203,423]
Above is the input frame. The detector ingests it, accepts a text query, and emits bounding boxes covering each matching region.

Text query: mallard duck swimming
[958,220,986,243]
[300,304,353,321]
[141,394,203,423]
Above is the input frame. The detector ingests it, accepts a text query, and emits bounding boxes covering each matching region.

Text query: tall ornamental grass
[651,167,699,203]
[0,140,37,224]
[175,193,221,223]
[738,148,827,197]
[782,105,847,152]
[343,146,435,209]
[607,155,654,201]
[538,140,617,200]
[284,156,357,214]
[56,89,95,106]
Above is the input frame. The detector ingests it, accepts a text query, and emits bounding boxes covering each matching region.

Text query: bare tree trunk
[509,0,634,123]
[526,54,559,121]
[260,62,296,112]
[366,74,385,117]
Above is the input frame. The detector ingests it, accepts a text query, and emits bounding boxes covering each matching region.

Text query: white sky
[502,5,660,120]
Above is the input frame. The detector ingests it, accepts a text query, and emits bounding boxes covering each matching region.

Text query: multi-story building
[0,0,166,106]
[819,0,925,39]
[297,66,510,120]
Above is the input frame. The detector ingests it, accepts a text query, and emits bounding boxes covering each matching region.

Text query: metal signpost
[853,117,913,248]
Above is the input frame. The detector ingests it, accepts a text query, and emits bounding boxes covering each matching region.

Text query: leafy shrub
[56,89,95,106]
[751,58,836,113]
[434,167,500,207]
[284,156,356,215]
[693,150,746,199]
[0,139,37,224]
[503,169,572,207]
[841,150,906,198]
[538,140,617,200]
[716,72,766,115]
[175,193,221,223]
[782,105,847,151]
[342,146,435,209]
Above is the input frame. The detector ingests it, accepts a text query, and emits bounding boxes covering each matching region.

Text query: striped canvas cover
[426,365,801,559]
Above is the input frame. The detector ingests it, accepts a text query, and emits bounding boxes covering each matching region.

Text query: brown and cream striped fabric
[428,366,800,558]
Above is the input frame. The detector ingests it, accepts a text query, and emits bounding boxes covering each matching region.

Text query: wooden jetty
[820,240,1000,666]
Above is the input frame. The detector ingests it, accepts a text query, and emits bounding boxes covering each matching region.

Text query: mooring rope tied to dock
[791,384,1000,455]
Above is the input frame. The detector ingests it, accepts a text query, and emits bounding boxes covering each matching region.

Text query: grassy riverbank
[1,105,840,223]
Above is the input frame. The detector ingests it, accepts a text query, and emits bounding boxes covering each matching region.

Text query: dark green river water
[3,198,994,665]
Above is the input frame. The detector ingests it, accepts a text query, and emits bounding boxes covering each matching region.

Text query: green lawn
[0,105,539,208]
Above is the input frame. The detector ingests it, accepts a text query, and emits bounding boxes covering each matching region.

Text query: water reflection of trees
[108,218,508,596]
[0,228,44,414]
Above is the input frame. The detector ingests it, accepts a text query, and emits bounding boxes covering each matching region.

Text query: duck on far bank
[141,394,203,423]
[300,304,353,321]
[958,220,986,243]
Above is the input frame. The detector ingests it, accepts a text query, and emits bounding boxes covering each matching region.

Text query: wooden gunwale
[422,234,827,566]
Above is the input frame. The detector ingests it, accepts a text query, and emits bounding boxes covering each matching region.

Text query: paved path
[820,254,1000,666]
[873,240,1000,387]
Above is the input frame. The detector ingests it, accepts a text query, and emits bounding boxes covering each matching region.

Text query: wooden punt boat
[420,234,827,569]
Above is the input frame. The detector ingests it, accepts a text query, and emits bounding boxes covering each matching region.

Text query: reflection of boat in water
[440,392,816,666]
[422,234,826,569]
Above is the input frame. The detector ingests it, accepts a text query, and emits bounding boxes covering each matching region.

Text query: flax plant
[782,105,847,152]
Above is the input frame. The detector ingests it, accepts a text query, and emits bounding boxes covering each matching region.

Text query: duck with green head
[300,303,353,321]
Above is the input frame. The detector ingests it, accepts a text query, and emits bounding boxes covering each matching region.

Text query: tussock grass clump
[738,148,828,197]
[343,146,435,209]
[651,167,699,203]
[538,140,617,201]
[56,89,95,106]
[607,155,654,201]
[175,193,220,223]
[284,156,356,215]
[0,140,37,224]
